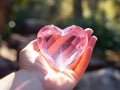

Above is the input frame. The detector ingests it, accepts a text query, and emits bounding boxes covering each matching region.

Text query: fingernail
[88,36,98,48]
[85,28,93,38]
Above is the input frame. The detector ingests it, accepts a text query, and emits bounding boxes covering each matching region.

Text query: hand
[19,29,97,90]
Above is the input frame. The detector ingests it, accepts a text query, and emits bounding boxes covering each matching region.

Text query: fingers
[74,36,97,78]
[20,39,40,60]
[20,40,35,53]
[85,28,93,38]
[68,29,93,70]
[23,39,40,52]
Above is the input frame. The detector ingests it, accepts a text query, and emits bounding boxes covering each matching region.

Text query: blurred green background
[0,0,120,90]
[1,0,120,67]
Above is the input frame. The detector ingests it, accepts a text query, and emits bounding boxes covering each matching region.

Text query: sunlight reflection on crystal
[37,25,88,71]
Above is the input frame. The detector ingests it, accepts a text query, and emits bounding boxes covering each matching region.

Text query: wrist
[0,69,45,90]
[13,69,44,90]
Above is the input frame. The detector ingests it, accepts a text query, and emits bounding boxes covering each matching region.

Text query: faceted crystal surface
[37,25,88,71]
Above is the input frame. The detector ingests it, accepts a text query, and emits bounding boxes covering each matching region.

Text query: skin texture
[0,28,97,90]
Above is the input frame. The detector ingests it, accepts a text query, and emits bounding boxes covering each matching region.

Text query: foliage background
[1,0,120,67]
[0,1,120,89]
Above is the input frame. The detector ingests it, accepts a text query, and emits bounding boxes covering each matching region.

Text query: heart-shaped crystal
[37,25,88,71]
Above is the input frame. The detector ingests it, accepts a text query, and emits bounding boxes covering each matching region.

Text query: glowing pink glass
[37,25,88,71]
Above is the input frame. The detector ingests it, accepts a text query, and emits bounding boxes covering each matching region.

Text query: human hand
[19,28,97,90]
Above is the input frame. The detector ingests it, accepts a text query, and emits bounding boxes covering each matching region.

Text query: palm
[42,68,77,90]
[19,29,97,90]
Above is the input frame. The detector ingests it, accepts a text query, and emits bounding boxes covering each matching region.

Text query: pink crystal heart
[37,25,88,71]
